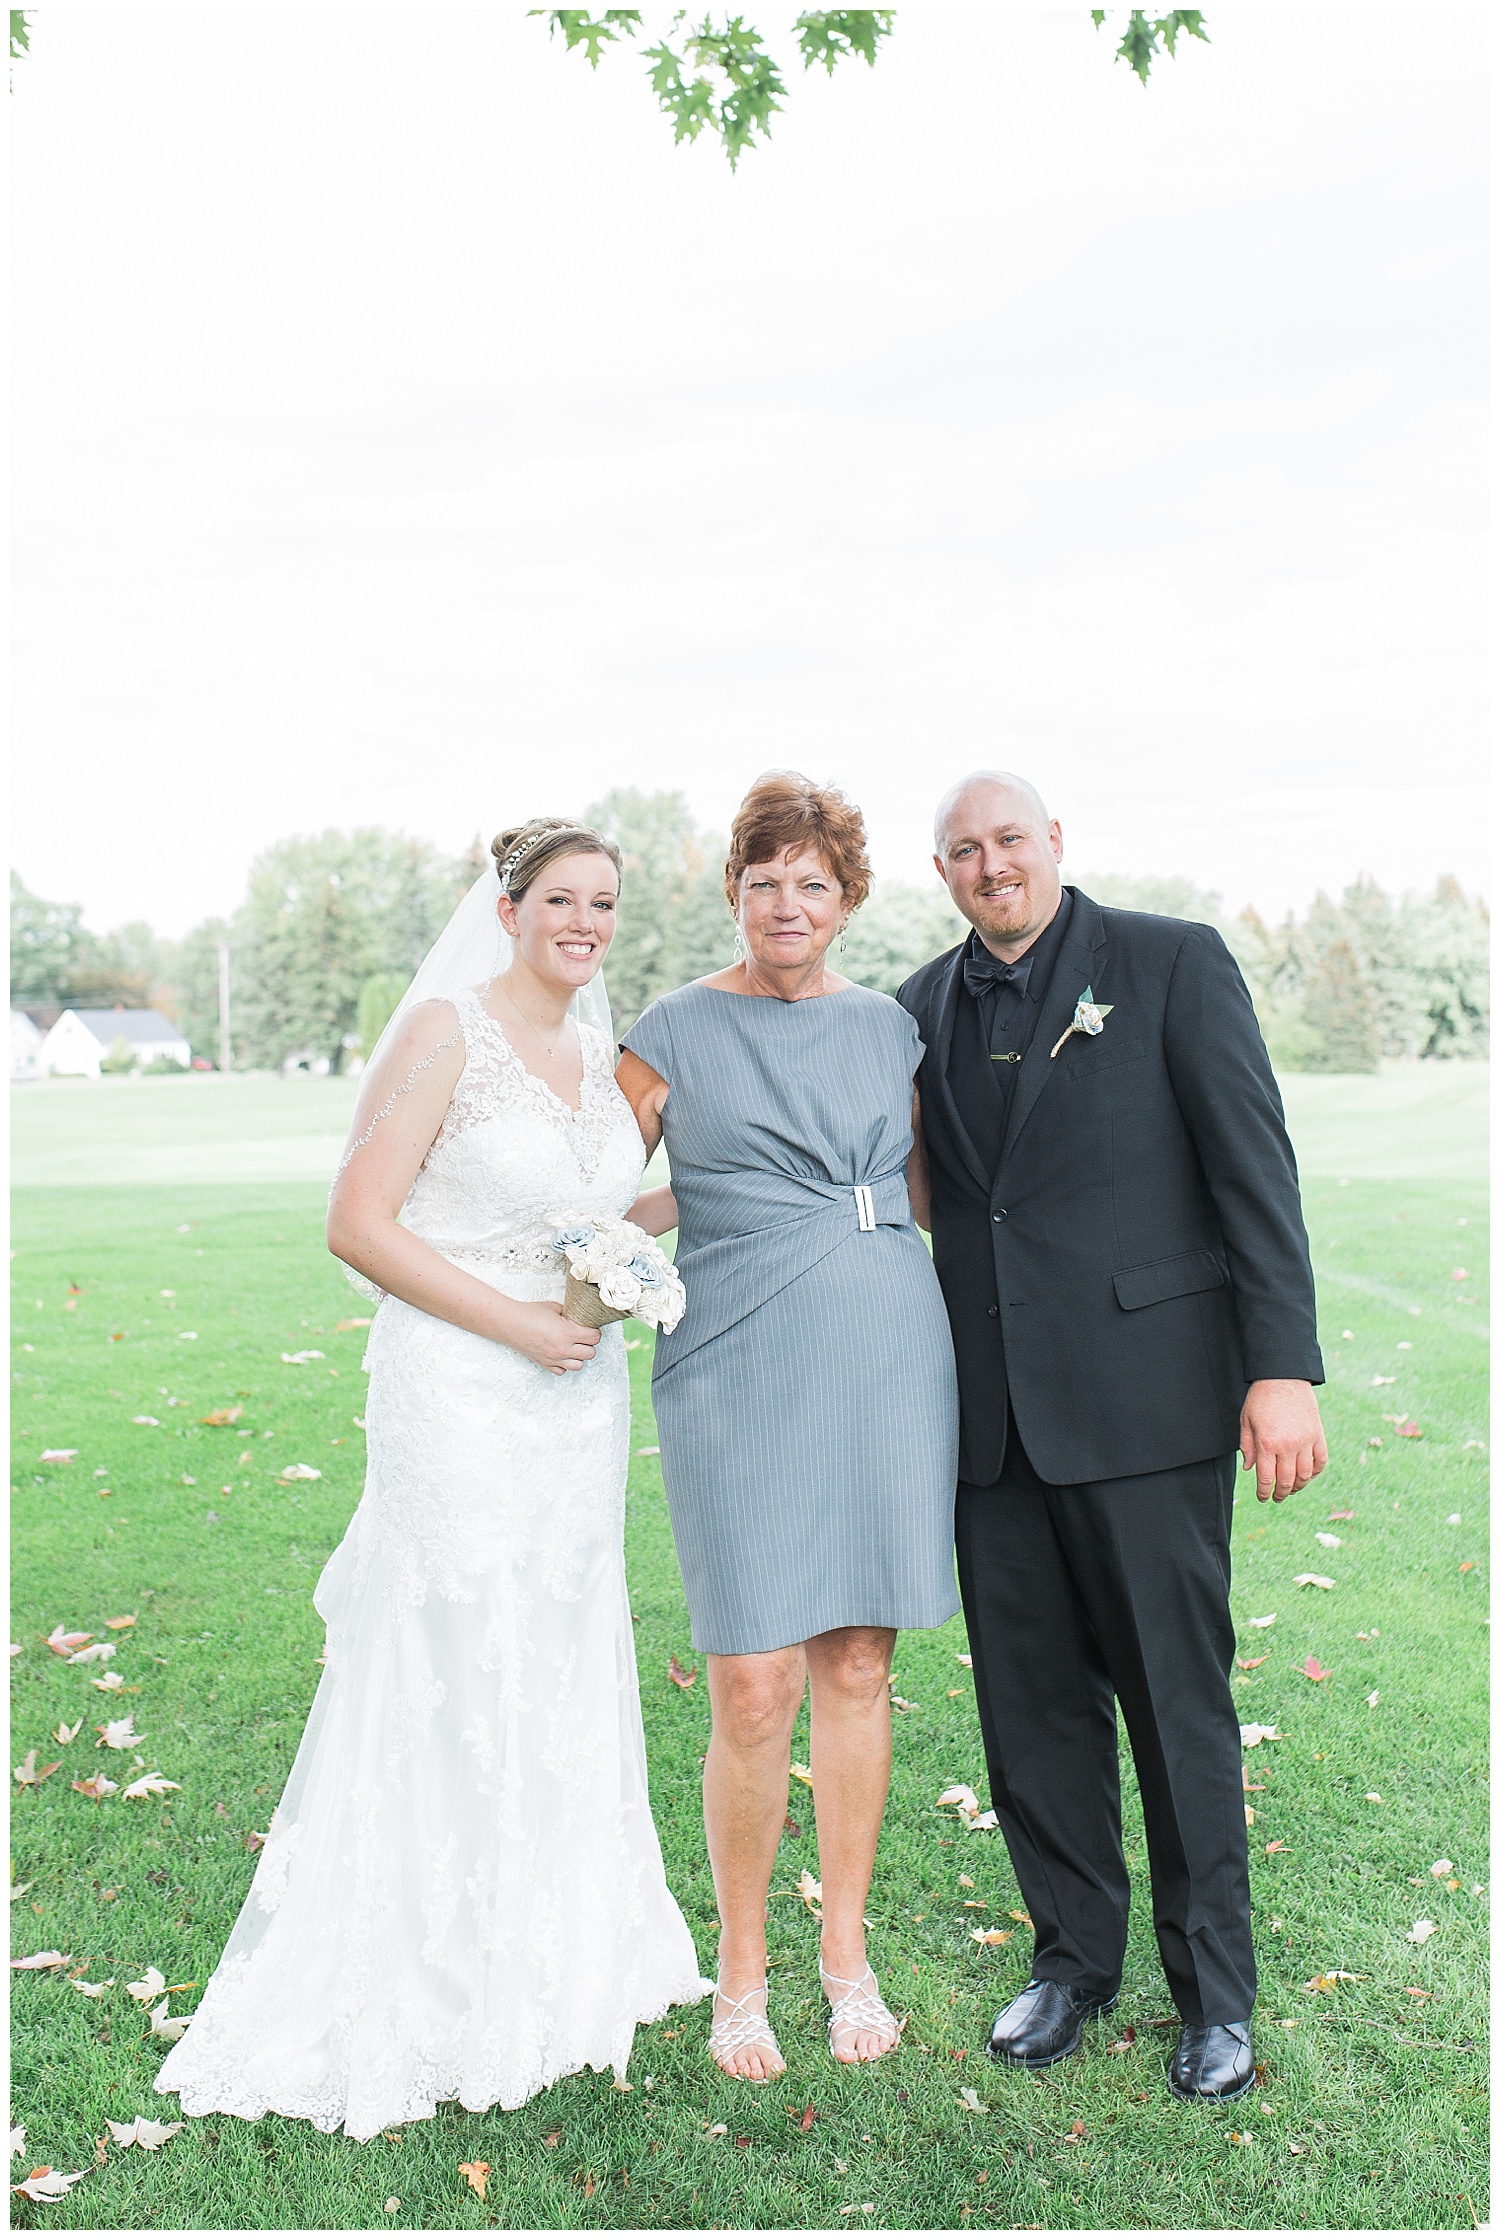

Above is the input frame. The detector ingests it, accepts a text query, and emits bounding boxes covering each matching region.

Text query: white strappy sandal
[821,1964,903,2063]
[708,1980,786,2080]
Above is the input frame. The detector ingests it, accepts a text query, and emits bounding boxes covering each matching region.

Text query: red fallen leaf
[1394,1422,1423,1439]
[1236,1656,1269,1670]
[734,2135,752,2150]
[243,1830,267,1852]
[799,2103,816,2133]
[783,1814,802,1837]
[1264,1839,1292,1854]
[1302,1657,1332,1682]
[1106,2027,1137,2053]
[668,1653,697,1689]
[1065,2118,1087,2140]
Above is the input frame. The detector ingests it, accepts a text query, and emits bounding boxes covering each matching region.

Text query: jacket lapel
[927,945,991,1196]
[999,890,1109,1167]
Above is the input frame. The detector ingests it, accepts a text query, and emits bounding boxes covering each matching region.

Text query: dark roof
[61,1009,186,1045]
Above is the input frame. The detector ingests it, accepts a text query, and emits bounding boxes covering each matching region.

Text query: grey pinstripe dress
[622,982,960,1656]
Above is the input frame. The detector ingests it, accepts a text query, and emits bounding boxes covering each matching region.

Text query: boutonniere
[1050,986,1114,1060]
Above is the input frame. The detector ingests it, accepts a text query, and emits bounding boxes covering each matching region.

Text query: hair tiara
[496,828,554,893]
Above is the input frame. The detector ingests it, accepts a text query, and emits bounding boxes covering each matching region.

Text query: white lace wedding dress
[155,992,710,2140]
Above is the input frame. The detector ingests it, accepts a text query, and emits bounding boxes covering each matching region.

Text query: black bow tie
[963,950,1034,1001]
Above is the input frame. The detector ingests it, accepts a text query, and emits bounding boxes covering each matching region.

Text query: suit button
[987,1305,998,1318]
[992,1209,1008,1224]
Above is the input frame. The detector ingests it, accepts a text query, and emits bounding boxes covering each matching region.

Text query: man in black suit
[898,771,1327,2103]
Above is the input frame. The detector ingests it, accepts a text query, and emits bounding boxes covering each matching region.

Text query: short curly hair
[723,772,873,912]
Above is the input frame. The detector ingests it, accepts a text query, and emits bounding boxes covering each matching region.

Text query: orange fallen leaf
[44,1626,93,1657]
[71,1775,117,1801]
[668,1653,697,1688]
[1264,1840,1292,1854]
[1394,1422,1423,1440]
[1236,1656,1269,1670]
[1301,1657,1331,1683]
[1008,1909,1032,1925]
[1459,1562,1475,1574]
[199,1407,244,1427]
[103,1615,136,1631]
[458,2161,490,2201]
[13,1752,62,1788]
[799,2103,817,2132]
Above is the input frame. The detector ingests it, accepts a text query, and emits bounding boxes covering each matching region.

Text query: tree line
[10,795,1488,1075]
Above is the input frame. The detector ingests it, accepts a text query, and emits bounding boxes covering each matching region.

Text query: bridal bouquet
[550,1217,686,1334]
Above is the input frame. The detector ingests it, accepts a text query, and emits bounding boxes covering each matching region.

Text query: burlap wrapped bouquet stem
[563,1269,631,1329]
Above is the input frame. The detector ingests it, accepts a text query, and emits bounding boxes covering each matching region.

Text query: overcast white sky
[11,2,1488,936]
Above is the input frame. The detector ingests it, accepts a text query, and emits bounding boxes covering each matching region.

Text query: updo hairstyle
[490,817,623,905]
[723,772,873,913]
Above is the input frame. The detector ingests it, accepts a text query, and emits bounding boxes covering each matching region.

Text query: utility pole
[217,942,232,1074]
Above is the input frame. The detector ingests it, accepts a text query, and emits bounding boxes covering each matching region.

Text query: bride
[155,817,710,2141]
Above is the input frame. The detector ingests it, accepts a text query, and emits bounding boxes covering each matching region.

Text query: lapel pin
[1050,986,1113,1060]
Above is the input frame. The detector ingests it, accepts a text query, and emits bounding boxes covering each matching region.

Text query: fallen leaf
[39,1450,78,1464]
[13,1752,62,1788]
[957,1873,975,1887]
[93,1673,128,1693]
[1236,1656,1269,1670]
[12,2166,89,2203]
[798,1868,823,1915]
[51,1721,83,1746]
[132,1416,160,1426]
[636,1445,660,1457]
[8,2125,22,2159]
[704,2123,727,2138]
[1107,2028,1137,2053]
[148,1997,191,2041]
[969,1926,1011,1945]
[1365,1690,1380,1708]
[955,1653,973,1667]
[838,2208,876,2218]
[1395,1422,1423,1440]
[1327,1509,1355,1521]
[107,2116,183,2151]
[96,1717,145,1751]
[458,2160,490,2201]
[1239,1724,1283,1749]
[1429,1859,1454,1878]
[69,1643,117,1665]
[72,1775,118,1801]
[122,1773,181,1800]
[798,2103,816,2132]
[1228,2129,1254,2146]
[1315,1532,1342,1549]
[1304,1971,1359,1992]
[1264,1840,1292,1855]
[1452,1268,1469,1281]
[199,1407,244,1427]
[1244,1805,1255,1827]
[280,1350,325,1364]
[10,1951,72,1971]
[1459,1561,1475,1574]
[1248,1613,1277,1629]
[890,1694,919,1712]
[336,1317,372,1332]
[1301,1657,1331,1682]
[277,1464,322,1482]
[69,1978,114,1998]
[937,1783,980,1814]
[1293,1575,1335,1591]
[1065,2118,1087,2141]
[126,1968,167,2004]
[1406,1920,1437,1945]
[790,1763,814,1787]
[1008,1908,1032,1923]
[8,1884,32,1903]
[45,1625,93,1657]
[668,1652,697,1689]
[1406,1986,1435,2000]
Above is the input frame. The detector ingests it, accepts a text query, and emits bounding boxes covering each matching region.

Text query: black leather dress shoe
[1168,2021,1256,2102]
[986,1978,1118,2069]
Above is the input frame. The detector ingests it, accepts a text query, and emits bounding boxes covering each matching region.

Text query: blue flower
[551,1223,597,1250]
[624,1253,665,1285]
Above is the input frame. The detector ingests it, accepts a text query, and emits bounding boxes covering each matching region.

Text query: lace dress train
[155,994,709,2139]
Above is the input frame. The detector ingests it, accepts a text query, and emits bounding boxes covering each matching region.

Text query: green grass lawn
[9,1074,1489,2230]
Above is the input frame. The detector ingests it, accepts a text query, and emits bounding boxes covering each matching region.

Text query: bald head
[932,769,1064,960]
[934,770,1051,850]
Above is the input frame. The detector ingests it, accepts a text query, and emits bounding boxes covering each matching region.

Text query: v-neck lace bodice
[403,990,645,1271]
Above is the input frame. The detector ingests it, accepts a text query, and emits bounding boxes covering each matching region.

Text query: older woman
[617,772,959,2082]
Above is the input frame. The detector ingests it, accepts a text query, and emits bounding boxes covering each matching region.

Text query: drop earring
[732,923,747,966]
[838,920,849,958]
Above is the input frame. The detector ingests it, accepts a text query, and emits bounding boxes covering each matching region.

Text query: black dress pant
[955,1432,1255,2025]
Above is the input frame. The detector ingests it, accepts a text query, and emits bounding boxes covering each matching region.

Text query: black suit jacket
[898,888,1323,1487]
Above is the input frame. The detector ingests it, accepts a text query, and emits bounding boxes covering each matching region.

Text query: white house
[10,1010,45,1081]
[40,1008,192,1079]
